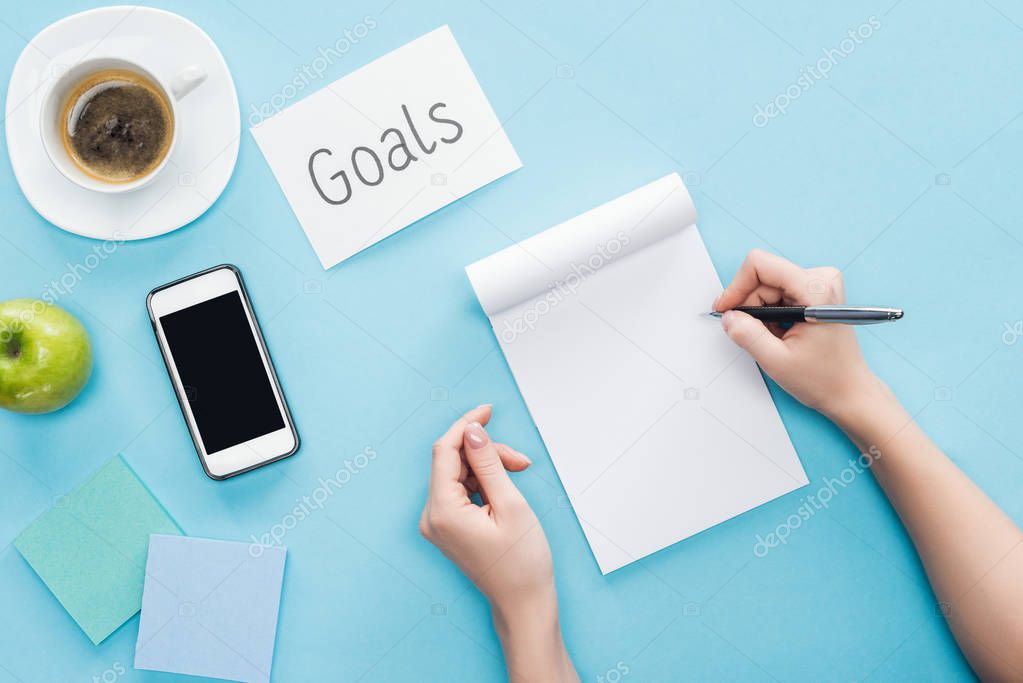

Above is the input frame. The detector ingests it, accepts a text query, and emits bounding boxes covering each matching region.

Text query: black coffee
[61,69,173,182]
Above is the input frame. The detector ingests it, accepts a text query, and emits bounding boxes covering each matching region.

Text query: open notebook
[466,174,808,574]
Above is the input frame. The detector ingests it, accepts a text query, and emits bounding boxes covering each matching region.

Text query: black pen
[705,305,903,325]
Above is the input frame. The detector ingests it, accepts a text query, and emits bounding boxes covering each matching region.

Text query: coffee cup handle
[169,65,207,100]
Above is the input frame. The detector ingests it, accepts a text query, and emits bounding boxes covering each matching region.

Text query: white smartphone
[147,264,299,479]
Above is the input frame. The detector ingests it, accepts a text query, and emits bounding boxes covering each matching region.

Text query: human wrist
[491,583,575,682]
[490,581,560,638]
[824,372,908,448]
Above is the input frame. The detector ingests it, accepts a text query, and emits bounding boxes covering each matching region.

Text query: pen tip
[703,311,723,319]
[892,310,904,320]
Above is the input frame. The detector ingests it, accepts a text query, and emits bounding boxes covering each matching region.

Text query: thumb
[721,310,789,376]
[463,422,521,508]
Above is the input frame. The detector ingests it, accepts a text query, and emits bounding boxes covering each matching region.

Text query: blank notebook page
[466,173,808,574]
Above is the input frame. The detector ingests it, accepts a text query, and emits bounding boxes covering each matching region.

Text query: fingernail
[712,293,722,310]
[721,310,734,333]
[518,451,532,465]
[476,403,492,411]
[465,421,489,449]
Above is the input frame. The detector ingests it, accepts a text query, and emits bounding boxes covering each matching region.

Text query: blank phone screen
[160,291,285,454]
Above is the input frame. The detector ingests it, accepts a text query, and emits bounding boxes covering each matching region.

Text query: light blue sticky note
[134,535,286,683]
[14,455,182,644]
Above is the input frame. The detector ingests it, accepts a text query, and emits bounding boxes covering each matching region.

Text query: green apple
[0,299,92,414]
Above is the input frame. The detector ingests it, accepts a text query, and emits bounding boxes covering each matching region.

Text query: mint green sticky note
[14,455,182,644]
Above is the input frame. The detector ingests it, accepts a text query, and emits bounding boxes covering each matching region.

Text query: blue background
[2,1,1022,680]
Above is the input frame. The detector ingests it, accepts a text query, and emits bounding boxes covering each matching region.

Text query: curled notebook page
[466,174,697,316]
[466,173,808,574]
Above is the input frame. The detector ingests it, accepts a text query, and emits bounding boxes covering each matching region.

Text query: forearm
[491,587,579,683]
[831,378,1023,681]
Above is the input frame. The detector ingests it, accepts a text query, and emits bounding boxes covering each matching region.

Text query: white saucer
[5,5,240,240]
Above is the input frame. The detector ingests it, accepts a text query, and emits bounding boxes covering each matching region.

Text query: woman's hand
[714,249,883,422]
[420,405,578,682]
[420,404,552,607]
[717,251,1023,681]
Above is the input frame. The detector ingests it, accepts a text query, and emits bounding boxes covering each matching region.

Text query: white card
[466,174,808,574]
[251,26,522,269]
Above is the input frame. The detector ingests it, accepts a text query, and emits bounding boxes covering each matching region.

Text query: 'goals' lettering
[308,102,463,205]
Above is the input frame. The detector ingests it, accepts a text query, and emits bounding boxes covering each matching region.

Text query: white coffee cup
[39,57,207,193]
